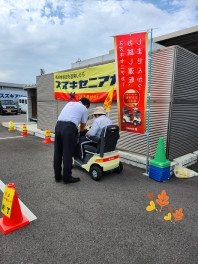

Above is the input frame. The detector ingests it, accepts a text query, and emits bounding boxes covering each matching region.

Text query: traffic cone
[149,138,171,181]
[42,129,53,143]
[0,183,30,234]
[150,137,171,168]
[8,121,15,131]
[154,137,167,163]
[20,124,29,135]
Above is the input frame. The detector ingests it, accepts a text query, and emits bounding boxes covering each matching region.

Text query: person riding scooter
[79,106,112,161]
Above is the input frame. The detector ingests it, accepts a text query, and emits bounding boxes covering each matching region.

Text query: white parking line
[0,136,24,140]
[0,180,37,222]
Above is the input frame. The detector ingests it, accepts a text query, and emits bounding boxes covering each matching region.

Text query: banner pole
[146,28,153,175]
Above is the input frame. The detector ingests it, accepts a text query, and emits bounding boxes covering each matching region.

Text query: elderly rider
[78,106,112,161]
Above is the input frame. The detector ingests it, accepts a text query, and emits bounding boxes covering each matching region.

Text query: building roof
[154,26,198,55]
[24,84,37,90]
[0,82,25,88]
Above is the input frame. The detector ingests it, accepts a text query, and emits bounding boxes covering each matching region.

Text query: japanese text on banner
[115,32,148,134]
[54,62,116,102]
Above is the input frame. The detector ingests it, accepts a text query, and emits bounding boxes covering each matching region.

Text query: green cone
[150,137,170,168]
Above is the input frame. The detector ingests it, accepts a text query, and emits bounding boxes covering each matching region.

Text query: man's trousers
[54,121,77,182]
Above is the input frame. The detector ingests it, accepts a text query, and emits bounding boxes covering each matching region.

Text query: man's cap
[93,107,106,115]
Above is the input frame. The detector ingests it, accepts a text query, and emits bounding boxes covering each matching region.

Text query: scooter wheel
[114,162,123,173]
[90,166,102,181]
[133,120,138,126]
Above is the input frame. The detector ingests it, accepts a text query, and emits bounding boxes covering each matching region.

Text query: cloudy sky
[0,0,198,85]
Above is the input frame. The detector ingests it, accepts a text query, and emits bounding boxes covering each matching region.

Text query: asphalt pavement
[0,125,197,264]
[0,112,27,123]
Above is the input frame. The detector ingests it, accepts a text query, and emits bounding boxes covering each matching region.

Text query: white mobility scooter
[74,124,123,181]
[122,106,142,126]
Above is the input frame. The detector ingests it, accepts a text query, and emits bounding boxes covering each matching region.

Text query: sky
[0,0,198,85]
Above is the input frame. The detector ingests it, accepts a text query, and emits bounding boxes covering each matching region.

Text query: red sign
[115,32,148,134]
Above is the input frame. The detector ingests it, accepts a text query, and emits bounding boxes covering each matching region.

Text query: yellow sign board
[54,62,116,102]
[1,186,15,218]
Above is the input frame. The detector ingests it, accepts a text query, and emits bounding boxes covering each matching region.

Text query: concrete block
[173,153,197,166]
[35,131,46,139]
[119,150,148,165]
[183,160,197,168]
[27,131,35,135]
[193,150,198,157]
[120,157,146,169]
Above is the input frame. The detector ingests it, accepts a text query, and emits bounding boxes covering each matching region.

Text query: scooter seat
[84,145,97,153]
[84,125,120,158]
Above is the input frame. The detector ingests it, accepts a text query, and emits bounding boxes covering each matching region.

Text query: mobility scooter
[74,124,123,181]
[122,106,142,126]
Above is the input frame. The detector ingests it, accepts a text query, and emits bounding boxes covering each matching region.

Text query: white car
[18,97,27,113]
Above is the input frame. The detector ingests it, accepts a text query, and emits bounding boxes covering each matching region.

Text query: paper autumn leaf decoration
[146,201,158,212]
[147,192,154,200]
[173,208,183,224]
[156,190,169,212]
[168,206,173,212]
[164,213,172,222]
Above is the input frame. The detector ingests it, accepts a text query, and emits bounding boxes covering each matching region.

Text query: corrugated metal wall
[37,46,175,158]
[168,46,198,159]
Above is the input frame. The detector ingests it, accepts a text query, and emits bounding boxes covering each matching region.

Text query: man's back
[58,101,87,126]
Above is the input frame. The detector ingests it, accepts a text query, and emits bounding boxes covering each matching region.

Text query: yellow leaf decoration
[146,201,158,211]
[164,213,172,222]
[146,190,184,225]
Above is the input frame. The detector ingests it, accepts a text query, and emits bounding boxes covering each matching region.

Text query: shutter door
[168,46,198,159]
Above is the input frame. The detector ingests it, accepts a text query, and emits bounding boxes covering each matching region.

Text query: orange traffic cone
[0,183,30,234]
[20,124,29,135]
[43,129,53,143]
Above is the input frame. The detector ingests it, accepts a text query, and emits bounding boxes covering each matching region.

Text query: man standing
[79,106,112,161]
[54,98,90,184]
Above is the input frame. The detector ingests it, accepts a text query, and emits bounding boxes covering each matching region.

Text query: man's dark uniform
[54,100,88,183]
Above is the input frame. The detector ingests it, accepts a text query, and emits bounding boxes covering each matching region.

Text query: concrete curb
[2,122,54,140]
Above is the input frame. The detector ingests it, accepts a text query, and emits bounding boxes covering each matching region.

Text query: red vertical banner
[114,32,148,134]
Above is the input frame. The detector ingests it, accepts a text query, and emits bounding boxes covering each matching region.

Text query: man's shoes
[63,176,80,184]
[55,177,62,182]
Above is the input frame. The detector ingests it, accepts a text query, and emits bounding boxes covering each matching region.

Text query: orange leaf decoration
[156,190,169,212]
[147,192,154,200]
[168,206,173,212]
[173,208,183,224]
